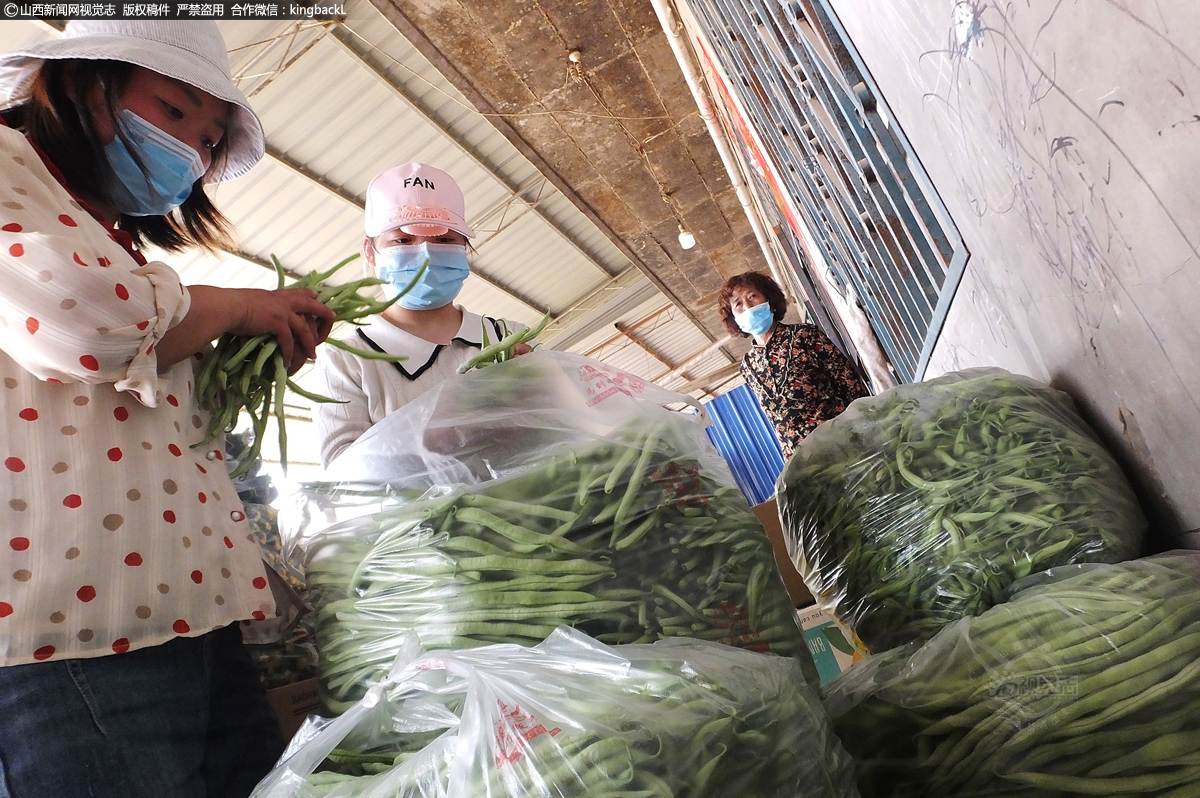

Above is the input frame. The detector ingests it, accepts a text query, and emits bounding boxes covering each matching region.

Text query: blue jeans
[0,624,284,798]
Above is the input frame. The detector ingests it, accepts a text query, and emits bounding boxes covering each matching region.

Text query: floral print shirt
[740,323,868,459]
[0,124,272,666]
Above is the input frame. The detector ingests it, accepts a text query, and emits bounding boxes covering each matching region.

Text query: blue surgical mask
[376,242,470,310]
[734,302,774,336]
[103,109,205,217]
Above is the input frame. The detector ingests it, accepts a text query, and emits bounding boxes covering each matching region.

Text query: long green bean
[456,311,552,373]
[303,416,817,713]
[194,254,422,479]
[255,633,855,798]
[829,555,1200,798]
[778,368,1146,652]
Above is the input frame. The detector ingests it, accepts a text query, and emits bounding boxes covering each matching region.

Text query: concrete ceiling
[369,0,766,361]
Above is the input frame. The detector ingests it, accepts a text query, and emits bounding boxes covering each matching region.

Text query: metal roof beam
[674,362,742,394]
[466,176,545,242]
[325,23,620,280]
[235,21,333,99]
[226,247,296,279]
[542,269,658,349]
[653,335,735,383]
[264,144,363,210]
[615,323,673,370]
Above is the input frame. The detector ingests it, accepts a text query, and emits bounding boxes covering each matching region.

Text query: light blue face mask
[376,242,470,310]
[104,110,205,217]
[734,301,775,336]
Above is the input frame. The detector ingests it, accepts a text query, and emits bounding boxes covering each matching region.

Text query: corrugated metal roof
[568,294,738,401]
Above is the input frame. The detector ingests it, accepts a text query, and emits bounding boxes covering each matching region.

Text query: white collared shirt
[312,310,523,466]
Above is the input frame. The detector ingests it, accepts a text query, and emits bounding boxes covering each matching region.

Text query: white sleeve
[312,344,374,468]
[0,130,189,407]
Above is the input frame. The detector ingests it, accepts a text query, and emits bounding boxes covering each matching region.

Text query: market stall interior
[3,7,774,487]
[10,4,1192,545]
[4,3,1200,796]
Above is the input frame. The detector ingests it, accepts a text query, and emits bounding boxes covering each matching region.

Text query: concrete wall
[827,0,1200,543]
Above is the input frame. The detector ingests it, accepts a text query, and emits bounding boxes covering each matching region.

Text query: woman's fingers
[272,317,297,373]
[285,289,336,333]
[285,313,319,374]
[282,291,336,373]
[315,314,334,343]
[233,288,335,371]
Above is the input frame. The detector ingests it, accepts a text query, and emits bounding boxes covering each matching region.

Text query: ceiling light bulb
[677,225,696,250]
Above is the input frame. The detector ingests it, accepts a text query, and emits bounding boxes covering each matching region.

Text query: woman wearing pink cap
[0,21,335,797]
[313,162,529,467]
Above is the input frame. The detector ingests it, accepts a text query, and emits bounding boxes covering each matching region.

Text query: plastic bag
[776,367,1145,652]
[286,351,816,712]
[246,628,320,690]
[314,349,709,494]
[253,627,860,797]
[825,552,1200,798]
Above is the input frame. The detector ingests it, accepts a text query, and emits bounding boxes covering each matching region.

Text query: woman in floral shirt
[719,271,868,459]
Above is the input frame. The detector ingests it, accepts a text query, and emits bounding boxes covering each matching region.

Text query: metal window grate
[685,0,968,381]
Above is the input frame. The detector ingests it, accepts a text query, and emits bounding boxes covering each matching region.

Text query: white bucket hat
[0,21,264,183]
[364,162,475,239]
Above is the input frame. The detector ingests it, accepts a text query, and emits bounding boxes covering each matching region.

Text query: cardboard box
[797,605,864,685]
[751,498,814,608]
[266,677,322,742]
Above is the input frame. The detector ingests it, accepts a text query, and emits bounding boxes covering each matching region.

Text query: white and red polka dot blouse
[0,124,274,666]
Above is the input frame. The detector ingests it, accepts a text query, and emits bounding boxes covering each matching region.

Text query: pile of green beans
[457,312,551,374]
[777,368,1145,652]
[195,254,420,479]
[827,554,1200,797]
[303,419,816,714]
[252,633,857,797]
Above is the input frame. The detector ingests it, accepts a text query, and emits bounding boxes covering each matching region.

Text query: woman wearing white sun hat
[0,21,335,797]
[312,161,533,467]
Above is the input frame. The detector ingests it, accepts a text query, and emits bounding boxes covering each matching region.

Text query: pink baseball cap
[364,162,475,239]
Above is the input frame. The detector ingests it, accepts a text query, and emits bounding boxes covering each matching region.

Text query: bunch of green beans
[827,553,1200,798]
[252,633,857,797]
[456,312,551,374]
[195,254,422,479]
[777,368,1145,653]
[303,418,816,714]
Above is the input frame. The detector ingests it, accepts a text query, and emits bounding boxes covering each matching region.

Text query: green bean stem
[194,252,417,478]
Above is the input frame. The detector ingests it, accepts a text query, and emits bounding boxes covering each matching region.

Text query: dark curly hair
[718,271,787,337]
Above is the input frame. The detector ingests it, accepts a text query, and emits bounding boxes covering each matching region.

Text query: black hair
[2,59,233,252]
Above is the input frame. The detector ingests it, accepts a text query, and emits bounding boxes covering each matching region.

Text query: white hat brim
[0,35,264,183]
